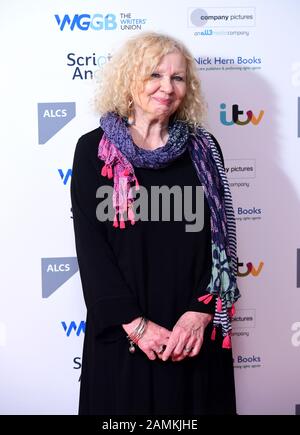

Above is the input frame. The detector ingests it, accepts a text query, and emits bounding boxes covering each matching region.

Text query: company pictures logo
[220,103,264,126]
[226,160,256,179]
[188,7,255,38]
[226,159,256,190]
[41,257,78,298]
[232,309,255,338]
[38,103,76,144]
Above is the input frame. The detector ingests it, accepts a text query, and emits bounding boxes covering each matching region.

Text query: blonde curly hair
[94,32,207,126]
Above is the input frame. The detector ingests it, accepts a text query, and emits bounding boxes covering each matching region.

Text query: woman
[71,32,240,415]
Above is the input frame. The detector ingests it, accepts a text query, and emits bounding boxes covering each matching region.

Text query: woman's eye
[150,72,160,78]
[173,76,184,81]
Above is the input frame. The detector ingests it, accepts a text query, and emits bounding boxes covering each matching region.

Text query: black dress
[71,127,236,415]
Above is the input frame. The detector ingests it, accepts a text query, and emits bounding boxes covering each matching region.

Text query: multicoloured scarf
[98,112,240,348]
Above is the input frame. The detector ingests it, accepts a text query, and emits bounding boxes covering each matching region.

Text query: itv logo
[220,103,264,126]
[237,258,264,277]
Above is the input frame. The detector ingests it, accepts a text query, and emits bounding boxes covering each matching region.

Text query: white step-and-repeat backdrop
[1,0,300,415]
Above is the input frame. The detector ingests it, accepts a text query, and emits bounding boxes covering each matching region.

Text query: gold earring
[127,99,135,126]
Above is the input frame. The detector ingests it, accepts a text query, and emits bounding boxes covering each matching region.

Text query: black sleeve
[188,263,215,315]
[71,129,142,337]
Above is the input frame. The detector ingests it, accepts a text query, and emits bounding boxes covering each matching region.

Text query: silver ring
[184,346,192,353]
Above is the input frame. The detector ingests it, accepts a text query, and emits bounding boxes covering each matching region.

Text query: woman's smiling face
[133,50,187,122]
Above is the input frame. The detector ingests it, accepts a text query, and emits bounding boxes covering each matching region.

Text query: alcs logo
[220,103,264,126]
[38,102,76,144]
[55,14,117,31]
[41,257,78,298]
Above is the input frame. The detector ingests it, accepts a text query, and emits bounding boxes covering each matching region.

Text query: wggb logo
[58,169,72,186]
[55,14,117,31]
[62,321,85,337]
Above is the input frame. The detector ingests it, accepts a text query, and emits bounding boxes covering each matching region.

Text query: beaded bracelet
[126,317,148,353]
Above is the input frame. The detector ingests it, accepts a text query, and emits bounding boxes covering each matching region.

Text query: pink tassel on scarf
[119,213,126,229]
[211,327,216,341]
[98,134,138,229]
[222,334,232,349]
[216,297,222,313]
[128,207,135,225]
[228,304,235,318]
[101,164,107,177]
[198,294,213,304]
[107,165,113,179]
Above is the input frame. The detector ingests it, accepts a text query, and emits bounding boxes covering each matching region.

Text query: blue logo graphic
[62,321,86,336]
[55,14,117,31]
[58,169,72,185]
[38,102,76,144]
[42,257,78,298]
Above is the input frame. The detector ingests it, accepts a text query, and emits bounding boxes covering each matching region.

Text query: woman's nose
[160,77,173,94]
